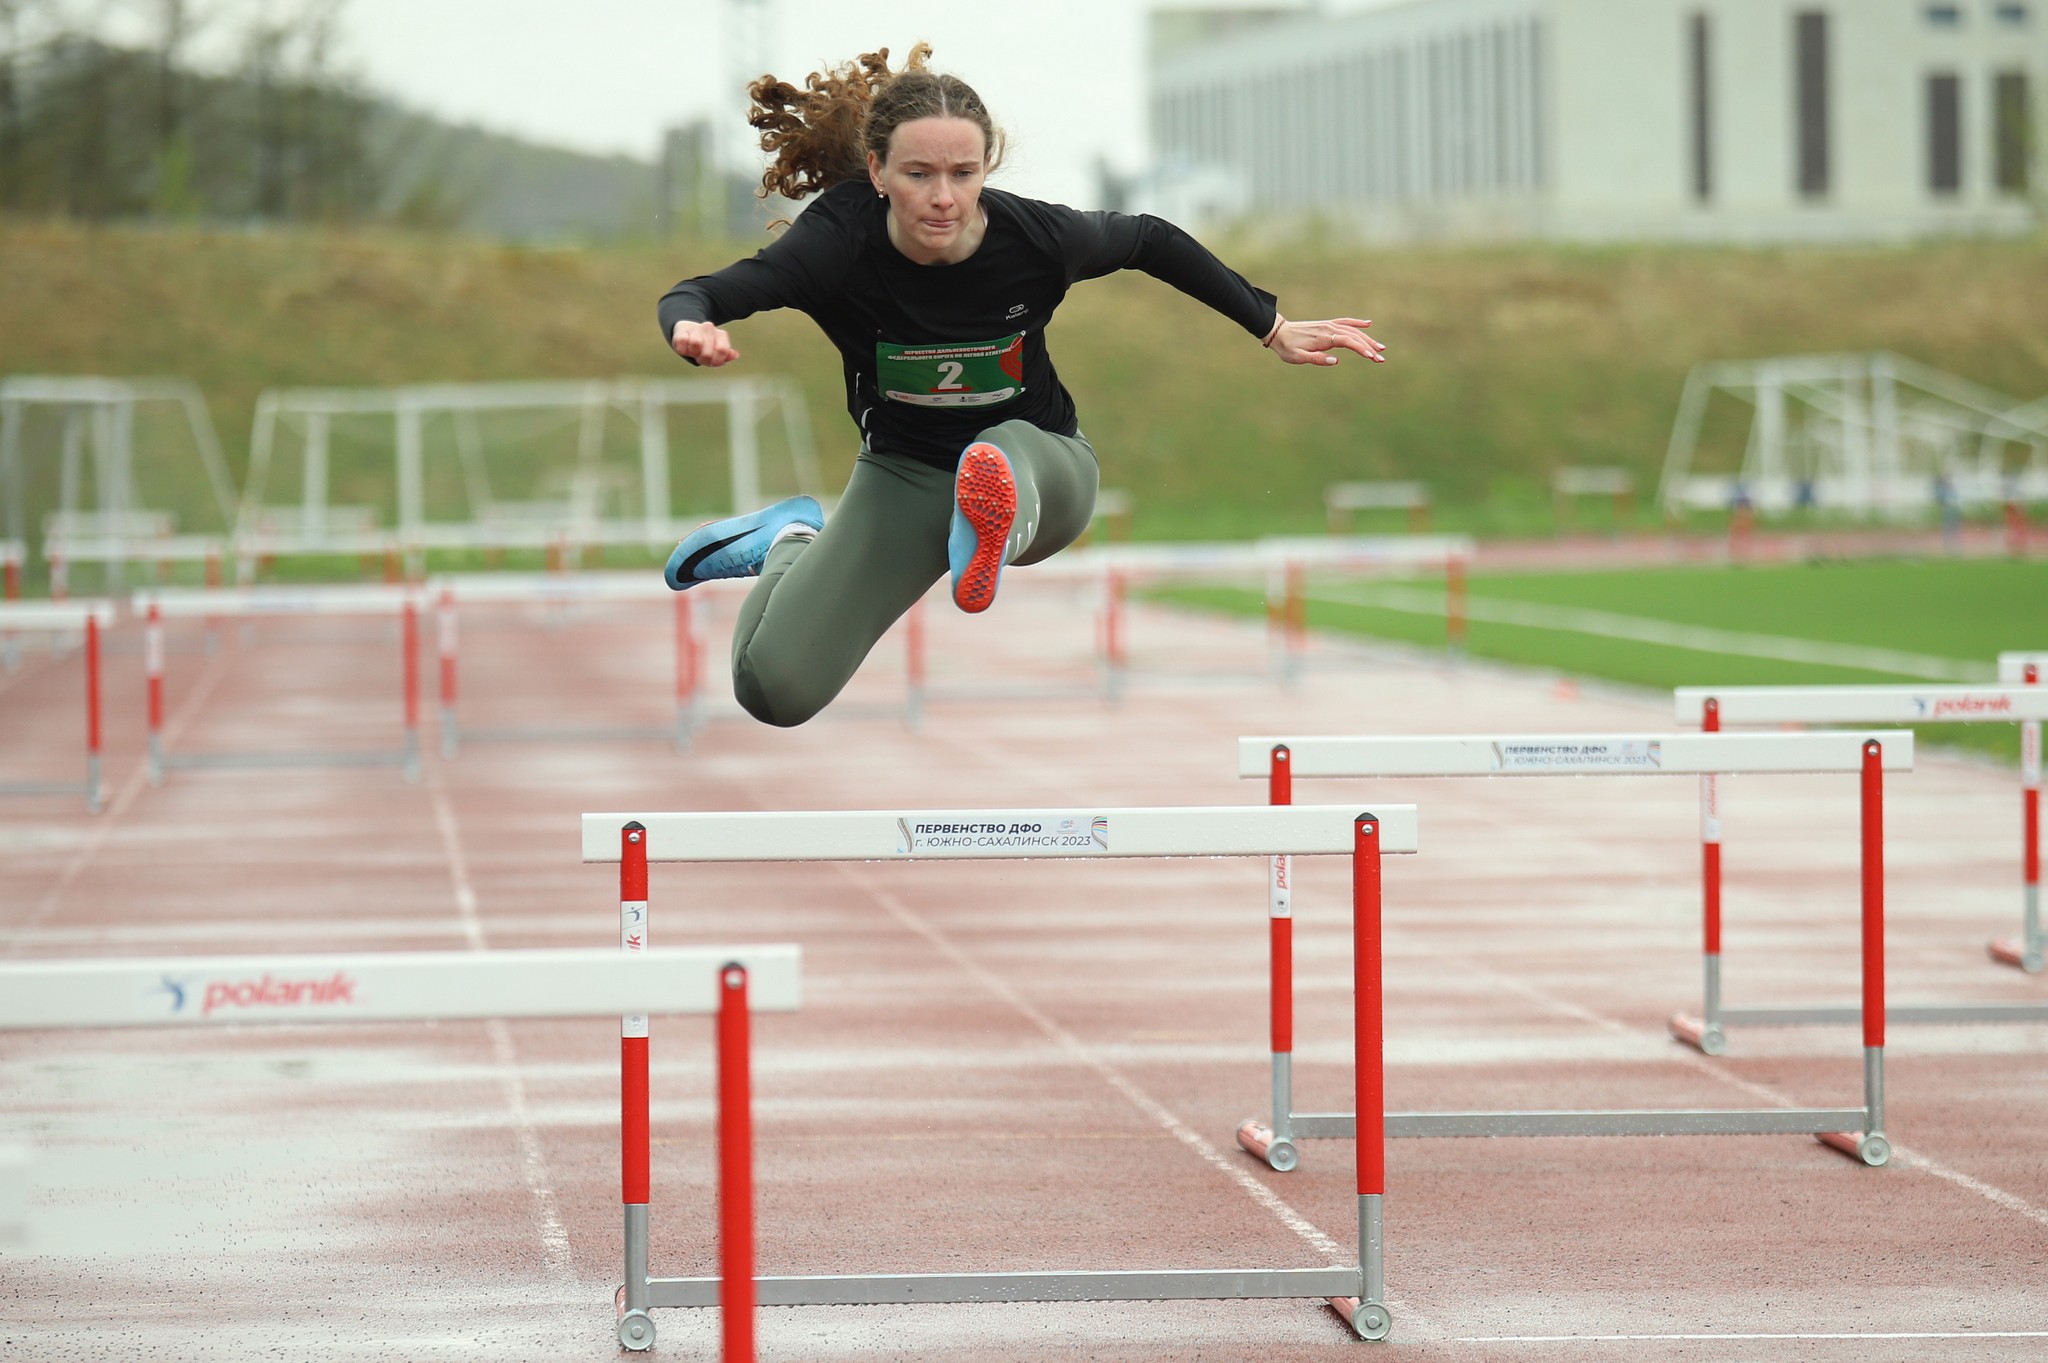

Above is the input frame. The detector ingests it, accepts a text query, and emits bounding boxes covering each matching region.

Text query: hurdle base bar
[1988,938,2044,972]
[1717,1001,2048,1025]
[1256,1107,1873,1141]
[157,746,419,781]
[647,1265,1364,1308]
[1667,1012,1727,1055]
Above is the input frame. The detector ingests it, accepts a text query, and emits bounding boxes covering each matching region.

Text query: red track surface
[3,582,2046,1362]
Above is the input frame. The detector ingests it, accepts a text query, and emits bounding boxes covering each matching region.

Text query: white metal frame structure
[0,600,114,811]
[586,803,1421,1347]
[0,944,800,1363]
[1658,353,2048,519]
[1670,683,2048,1046]
[0,376,237,588]
[1324,481,1432,534]
[1235,731,1908,1175]
[235,376,820,574]
[136,586,426,784]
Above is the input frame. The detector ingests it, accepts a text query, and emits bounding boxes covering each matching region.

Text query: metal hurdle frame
[0,600,113,811]
[1236,732,1907,1174]
[0,944,798,1363]
[587,803,1421,1347]
[1668,682,2048,1045]
[1996,653,2046,972]
[137,585,425,785]
[900,536,1474,716]
[429,572,707,756]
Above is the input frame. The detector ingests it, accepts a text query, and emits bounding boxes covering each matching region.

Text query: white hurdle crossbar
[0,944,799,1363]
[1675,682,2048,1032]
[586,803,1420,1346]
[428,573,702,756]
[1237,732,1909,1174]
[0,600,114,811]
[137,586,425,784]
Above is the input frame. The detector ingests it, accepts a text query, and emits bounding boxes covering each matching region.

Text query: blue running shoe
[948,443,1015,614]
[665,495,823,590]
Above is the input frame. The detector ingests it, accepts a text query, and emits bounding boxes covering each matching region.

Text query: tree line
[0,0,426,225]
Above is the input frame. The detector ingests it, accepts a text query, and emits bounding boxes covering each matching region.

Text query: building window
[1924,3,1962,24]
[1928,73,1963,194]
[1996,71,2032,192]
[1689,12,1712,201]
[1795,11,1830,197]
[1995,4,2029,25]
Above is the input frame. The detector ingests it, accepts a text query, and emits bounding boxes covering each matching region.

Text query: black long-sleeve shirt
[658,180,1278,468]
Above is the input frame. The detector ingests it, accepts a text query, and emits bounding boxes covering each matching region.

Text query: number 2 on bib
[876,333,1025,409]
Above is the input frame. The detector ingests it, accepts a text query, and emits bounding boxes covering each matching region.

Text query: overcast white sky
[327,0,1396,208]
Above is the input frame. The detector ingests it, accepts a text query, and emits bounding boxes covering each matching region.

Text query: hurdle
[586,802,1420,1346]
[1997,653,2046,972]
[1670,682,2048,1041]
[0,600,114,812]
[428,572,702,756]
[0,944,799,1363]
[137,585,424,785]
[1,538,22,599]
[952,536,1473,701]
[1236,732,1906,1173]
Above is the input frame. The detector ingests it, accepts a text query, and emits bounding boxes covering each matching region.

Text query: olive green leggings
[731,419,1099,727]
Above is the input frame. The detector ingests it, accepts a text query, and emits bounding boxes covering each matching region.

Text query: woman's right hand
[671,320,740,367]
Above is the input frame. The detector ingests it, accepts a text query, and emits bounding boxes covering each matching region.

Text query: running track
[2,579,2044,1361]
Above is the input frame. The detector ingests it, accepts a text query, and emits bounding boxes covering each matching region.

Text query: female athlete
[661,43,1384,727]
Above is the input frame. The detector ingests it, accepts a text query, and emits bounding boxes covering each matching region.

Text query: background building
[1147,0,2048,241]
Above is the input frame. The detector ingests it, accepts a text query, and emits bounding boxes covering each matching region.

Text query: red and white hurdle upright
[587,800,1418,1347]
[0,942,800,1363]
[1996,652,2045,972]
[138,585,423,785]
[1237,731,1907,1173]
[1670,679,2048,1041]
[0,599,114,812]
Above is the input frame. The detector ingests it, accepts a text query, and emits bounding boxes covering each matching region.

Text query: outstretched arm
[1261,315,1385,367]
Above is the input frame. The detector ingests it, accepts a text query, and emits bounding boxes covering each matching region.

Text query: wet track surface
[3,579,2045,1361]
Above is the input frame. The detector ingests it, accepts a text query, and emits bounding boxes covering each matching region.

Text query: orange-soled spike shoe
[948,442,1015,614]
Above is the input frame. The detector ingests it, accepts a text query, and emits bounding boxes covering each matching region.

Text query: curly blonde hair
[748,42,1005,202]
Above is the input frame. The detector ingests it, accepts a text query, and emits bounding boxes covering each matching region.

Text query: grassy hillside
[4,217,2047,541]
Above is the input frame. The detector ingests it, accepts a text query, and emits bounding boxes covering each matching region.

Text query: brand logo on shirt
[1005,303,1028,319]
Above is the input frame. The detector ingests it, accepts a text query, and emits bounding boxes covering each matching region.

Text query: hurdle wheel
[1266,1137,1299,1172]
[618,1308,656,1351]
[1857,1133,1892,1167]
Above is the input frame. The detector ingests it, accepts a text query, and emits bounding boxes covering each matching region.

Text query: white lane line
[832,860,1432,1337]
[1449,955,2048,1226]
[5,643,232,950]
[1308,583,1992,682]
[427,774,577,1287]
[1461,1332,2048,1343]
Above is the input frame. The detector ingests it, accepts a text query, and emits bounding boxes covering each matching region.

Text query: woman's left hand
[1266,316,1386,367]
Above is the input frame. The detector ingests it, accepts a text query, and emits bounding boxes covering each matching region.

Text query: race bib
[877,333,1025,408]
